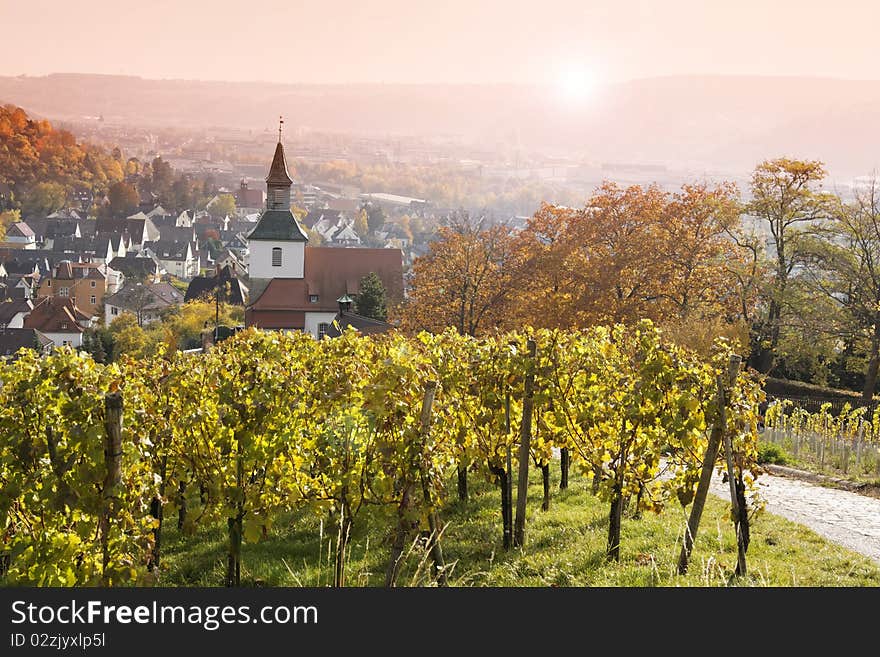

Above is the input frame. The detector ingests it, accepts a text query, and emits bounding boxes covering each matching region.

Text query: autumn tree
[0,209,21,241]
[209,193,236,219]
[354,272,387,321]
[746,158,832,373]
[353,208,369,238]
[400,213,518,336]
[21,182,67,217]
[509,203,582,329]
[108,181,139,217]
[511,183,671,328]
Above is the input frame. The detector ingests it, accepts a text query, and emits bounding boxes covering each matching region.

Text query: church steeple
[266,116,292,209]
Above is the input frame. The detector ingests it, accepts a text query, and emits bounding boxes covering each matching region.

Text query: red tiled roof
[245,309,305,330]
[248,247,402,314]
[23,297,86,334]
[305,247,403,307]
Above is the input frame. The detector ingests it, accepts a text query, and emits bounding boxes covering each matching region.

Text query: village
[0,124,415,357]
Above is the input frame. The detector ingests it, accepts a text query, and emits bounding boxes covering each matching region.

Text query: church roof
[247,247,403,314]
[247,210,308,242]
[266,141,293,186]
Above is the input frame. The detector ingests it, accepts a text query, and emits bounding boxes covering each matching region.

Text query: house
[159,225,198,249]
[95,214,160,251]
[109,252,165,282]
[0,257,40,278]
[104,281,184,327]
[0,327,54,359]
[1,222,37,249]
[214,248,246,275]
[0,298,34,328]
[150,240,199,280]
[303,209,343,230]
[185,264,249,306]
[36,260,122,318]
[23,297,91,347]
[330,222,361,247]
[146,205,172,222]
[26,217,82,249]
[1,275,37,300]
[324,296,392,338]
[175,210,193,228]
[222,232,250,262]
[46,209,83,221]
[234,180,264,211]
[244,131,402,338]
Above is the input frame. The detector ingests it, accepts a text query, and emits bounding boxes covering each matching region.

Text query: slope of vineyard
[0,322,812,587]
[157,470,880,587]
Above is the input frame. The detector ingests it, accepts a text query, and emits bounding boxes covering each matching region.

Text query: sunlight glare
[556,67,597,105]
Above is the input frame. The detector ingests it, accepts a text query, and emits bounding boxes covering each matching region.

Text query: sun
[556,67,598,105]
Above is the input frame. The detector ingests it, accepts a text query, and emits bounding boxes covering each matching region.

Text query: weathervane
[278,115,283,142]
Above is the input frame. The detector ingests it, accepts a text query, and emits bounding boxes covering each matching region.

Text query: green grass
[159,469,880,587]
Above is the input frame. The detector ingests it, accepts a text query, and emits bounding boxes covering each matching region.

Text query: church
[245,125,403,338]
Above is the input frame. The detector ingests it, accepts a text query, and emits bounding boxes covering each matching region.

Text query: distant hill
[2,73,880,177]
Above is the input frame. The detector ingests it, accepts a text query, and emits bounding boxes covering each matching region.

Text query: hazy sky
[1,0,878,84]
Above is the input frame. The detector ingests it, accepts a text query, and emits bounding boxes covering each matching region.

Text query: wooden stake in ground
[677,354,741,575]
[416,381,448,586]
[514,338,537,548]
[721,400,748,577]
[101,391,124,585]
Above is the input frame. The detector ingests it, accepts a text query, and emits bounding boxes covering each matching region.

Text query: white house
[2,222,37,249]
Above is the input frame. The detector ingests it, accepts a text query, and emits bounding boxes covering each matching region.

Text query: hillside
[0,103,123,201]
[2,74,880,177]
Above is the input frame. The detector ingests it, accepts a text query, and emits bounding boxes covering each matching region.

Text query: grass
[159,468,880,587]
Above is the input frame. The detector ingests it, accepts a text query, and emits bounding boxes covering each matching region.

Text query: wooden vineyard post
[101,391,124,585]
[677,354,741,576]
[505,391,513,550]
[514,338,536,548]
[721,378,748,577]
[855,423,864,474]
[417,381,448,586]
[388,381,443,587]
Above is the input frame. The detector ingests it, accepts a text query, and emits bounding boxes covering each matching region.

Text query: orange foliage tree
[398,213,518,336]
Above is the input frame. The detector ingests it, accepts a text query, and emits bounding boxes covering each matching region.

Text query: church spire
[265,115,293,208]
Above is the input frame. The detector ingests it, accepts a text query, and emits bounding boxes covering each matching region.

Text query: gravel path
[706,470,880,564]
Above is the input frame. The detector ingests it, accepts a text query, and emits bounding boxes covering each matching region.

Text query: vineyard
[763,401,880,478]
[0,321,766,587]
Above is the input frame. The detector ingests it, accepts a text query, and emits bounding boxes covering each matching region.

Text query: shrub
[757,441,789,465]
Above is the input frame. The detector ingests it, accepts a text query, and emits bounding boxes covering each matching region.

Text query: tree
[209,193,236,219]
[365,203,386,233]
[108,313,154,360]
[511,183,672,328]
[658,182,743,320]
[401,213,518,336]
[161,301,244,351]
[746,158,831,373]
[108,181,139,217]
[21,182,67,217]
[802,178,880,399]
[122,283,159,327]
[149,157,173,199]
[355,272,387,321]
[353,209,369,238]
[0,209,21,241]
